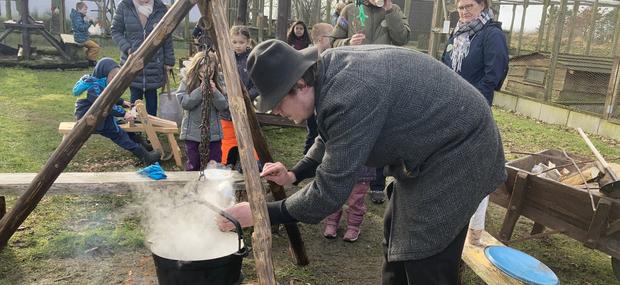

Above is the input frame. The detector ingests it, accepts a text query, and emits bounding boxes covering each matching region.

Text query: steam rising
[142,169,241,261]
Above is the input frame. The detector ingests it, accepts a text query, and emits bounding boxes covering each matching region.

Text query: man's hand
[122,101,132,108]
[217,202,253,231]
[350,33,366,45]
[260,162,296,186]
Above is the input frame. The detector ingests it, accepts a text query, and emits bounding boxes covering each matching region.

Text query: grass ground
[1,43,620,284]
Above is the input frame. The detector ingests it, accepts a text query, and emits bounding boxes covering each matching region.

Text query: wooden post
[325,0,331,23]
[60,0,66,34]
[604,34,620,120]
[257,15,264,42]
[201,1,277,283]
[508,4,516,51]
[544,3,554,52]
[251,0,259,25]
[544,0,567,102]
[566,0,579,54]
[499,172,529,242]
[516,0,529,56]
[185,13,191,56]
[0,0,197,250]
[585,0,598,55]
[276,0,291,40]
[5,0,11,20]
[584,198,612,248]
[237,0,248,24]
[312,0,320,25]
[19,0,31,60]
[404,0,412,19]
[612,7,620,56]
[427,0,443,58]
[536,0,549,52]
[268,0,274,36]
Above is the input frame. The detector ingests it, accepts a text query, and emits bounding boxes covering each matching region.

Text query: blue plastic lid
[485,245,559,285]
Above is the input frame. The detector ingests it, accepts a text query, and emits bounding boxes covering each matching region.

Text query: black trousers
[381,225,468,285]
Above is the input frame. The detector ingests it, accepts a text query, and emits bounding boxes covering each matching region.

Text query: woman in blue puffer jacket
[111,0,175,116]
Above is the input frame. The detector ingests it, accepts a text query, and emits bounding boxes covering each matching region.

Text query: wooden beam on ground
[0,0,196,250]
[461,230,527,285]
[0,172,246,195]
[200,1,277,283]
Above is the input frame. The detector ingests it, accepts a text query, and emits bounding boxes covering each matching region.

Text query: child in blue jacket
[72,58,160,164]
[70,2,100,66]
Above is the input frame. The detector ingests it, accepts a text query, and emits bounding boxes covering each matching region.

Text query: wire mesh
[500,3,620,117]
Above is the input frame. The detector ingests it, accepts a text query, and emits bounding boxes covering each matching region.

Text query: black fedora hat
[247,39,318,112]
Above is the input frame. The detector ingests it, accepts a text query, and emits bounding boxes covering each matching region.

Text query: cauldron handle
[217,209,249,257]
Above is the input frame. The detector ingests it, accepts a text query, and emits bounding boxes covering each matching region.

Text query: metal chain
[199,44,214,172]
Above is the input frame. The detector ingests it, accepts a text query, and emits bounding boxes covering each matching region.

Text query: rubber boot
[130,133,153,151]
[130,145,161,165]
[343,182,369,242]
[323,210,342,239]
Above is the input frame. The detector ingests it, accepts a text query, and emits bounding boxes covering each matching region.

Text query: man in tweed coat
[218,40,506,284]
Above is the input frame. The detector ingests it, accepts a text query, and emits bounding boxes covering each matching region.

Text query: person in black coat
[111,0,175,116]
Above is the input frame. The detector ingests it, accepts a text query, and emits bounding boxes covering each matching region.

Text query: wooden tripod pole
[0,0,197,249]
[200,0,277,284]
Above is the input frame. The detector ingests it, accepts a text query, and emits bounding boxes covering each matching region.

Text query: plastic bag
[159,70,183,127]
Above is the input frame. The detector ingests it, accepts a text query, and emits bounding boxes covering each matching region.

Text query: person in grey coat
[217,40,507,284]
[177,52,228,170]
[111,0,175,116]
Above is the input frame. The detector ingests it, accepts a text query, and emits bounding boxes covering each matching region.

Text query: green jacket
[331,3,410,47]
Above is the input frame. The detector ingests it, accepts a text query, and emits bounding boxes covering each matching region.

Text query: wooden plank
[461,230,527,285]
[585,198,612,248]
[167,133,183,168]
[200,0,276,283]
[0,171,246,195]
[58,122,178,134]
[135,101,165,158]
[499,172,529,241]
[0,0,197,249]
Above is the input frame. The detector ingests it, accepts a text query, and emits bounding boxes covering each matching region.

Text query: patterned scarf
[450,9,493,72]
[133,0,154,18]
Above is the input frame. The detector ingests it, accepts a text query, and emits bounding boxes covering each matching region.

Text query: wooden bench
[58,100,183,168]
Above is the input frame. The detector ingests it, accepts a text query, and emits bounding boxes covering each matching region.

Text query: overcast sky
[1,1,567,33]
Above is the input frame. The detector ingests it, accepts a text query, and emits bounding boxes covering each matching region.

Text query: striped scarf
[450,9,493,72]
